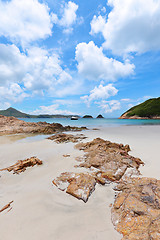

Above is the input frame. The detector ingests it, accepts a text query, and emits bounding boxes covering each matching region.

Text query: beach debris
[0,201,13,213]
[112,177,160,240]
[63,154,71,158]
[0,115,87,135]
[47,133,87,143]
[53,172,96,202]
[0,157,43,174]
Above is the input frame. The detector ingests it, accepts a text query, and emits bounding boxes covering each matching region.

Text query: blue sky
[0,0,160,117]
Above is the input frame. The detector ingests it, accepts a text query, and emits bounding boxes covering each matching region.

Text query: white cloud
[53,1,80,34]
[98,100,121,113]
[0,83,28,103]
[0,0,53,47]
[59,1,78,27]
[0,44,72,100]
[90,15,106,35]
[91,0,160,55]
[81,84,118,106]
[32,104,76,115]
[0,102,11,110]
[75,41,135,81]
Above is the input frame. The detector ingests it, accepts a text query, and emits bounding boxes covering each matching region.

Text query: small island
[82,115,93,118]
[119,97,160,119]
[96,114,104,119]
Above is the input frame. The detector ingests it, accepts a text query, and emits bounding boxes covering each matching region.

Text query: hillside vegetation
[120,97,160,119]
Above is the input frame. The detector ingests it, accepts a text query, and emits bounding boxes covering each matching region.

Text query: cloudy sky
[0,0,160,117]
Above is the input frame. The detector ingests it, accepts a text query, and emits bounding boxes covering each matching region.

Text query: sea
[19,118,160,128]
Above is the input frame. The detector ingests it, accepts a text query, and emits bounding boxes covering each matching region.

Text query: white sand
[0,125,159,240]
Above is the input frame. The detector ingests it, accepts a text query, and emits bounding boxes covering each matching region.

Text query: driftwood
[0,201,13,213]
[0,157,42,174]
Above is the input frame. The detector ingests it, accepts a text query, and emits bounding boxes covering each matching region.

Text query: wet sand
[0,125,159,240]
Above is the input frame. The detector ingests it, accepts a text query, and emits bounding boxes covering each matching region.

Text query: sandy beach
[0,125,160,240]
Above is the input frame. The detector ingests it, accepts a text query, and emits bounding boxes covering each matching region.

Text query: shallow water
[19,117,160,128]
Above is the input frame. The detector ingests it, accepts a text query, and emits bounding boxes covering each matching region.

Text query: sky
[0,0,160,117]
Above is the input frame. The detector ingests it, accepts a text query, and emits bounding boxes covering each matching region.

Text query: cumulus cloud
[0,0,53,47]
[53,1,81,34]
[90,0,160,55]
[0,83,28,103]
[75,41,135,81]
[97,100,121,113]
[81,84,118,106]
[0,44,72,102]
[90,15,106,35]
[32,104,76,115]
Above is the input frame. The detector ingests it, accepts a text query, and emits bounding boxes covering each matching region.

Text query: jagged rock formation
[0,115,87,135]
[75,138,143,181]
[47,133,87,143]
[53,138,144,202]
[0,157,42,174]
[112,177,160,240]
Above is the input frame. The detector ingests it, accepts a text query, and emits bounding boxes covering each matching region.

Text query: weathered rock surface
[53,138,144,203]
[53,172,96,202]
[0,157,42,174]
[112,177,160,240]
[0,115,87,135]
[47,133,87,143]
[75,138,143,182]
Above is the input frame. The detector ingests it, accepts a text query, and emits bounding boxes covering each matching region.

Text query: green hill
[120,97,160,119]
[0,107,31,118]
[0,107,80,119]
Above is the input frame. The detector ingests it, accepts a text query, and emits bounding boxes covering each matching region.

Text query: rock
[0,156,43,174]
[82,115,93,118]
[112,177,160,240]
[0,115,87,135]
[47,133,87,143]
[63,154,70,158]
[0,201,14,213]
[96,114,104,118]
[75,138,143,182]
[52,172,96,202]
[53,138,143,202]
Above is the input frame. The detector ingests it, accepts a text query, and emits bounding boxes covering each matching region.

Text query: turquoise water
[19,118,160,128]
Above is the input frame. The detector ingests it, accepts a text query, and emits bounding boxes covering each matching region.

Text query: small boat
[71,116,78,120]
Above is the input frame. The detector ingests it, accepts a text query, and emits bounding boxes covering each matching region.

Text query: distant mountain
[0,107,80,119]
[119,97,160,119]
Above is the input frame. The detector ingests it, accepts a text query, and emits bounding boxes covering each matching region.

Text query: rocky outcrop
[75,138,143,181]
[0,157,42,174]
[0,115,87,135]
[53,138,144,202]
[82,115,93,118]
[96,114,104,118]
[47,133,87,143]
[112,177,160,240]
[52,172,96,202]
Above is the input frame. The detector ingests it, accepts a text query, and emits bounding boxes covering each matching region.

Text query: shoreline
[0,125,160,239]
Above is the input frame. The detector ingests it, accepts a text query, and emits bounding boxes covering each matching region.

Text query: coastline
[0,125,160,239]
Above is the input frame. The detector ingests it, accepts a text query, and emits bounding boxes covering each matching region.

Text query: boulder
[112,177,160,240]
